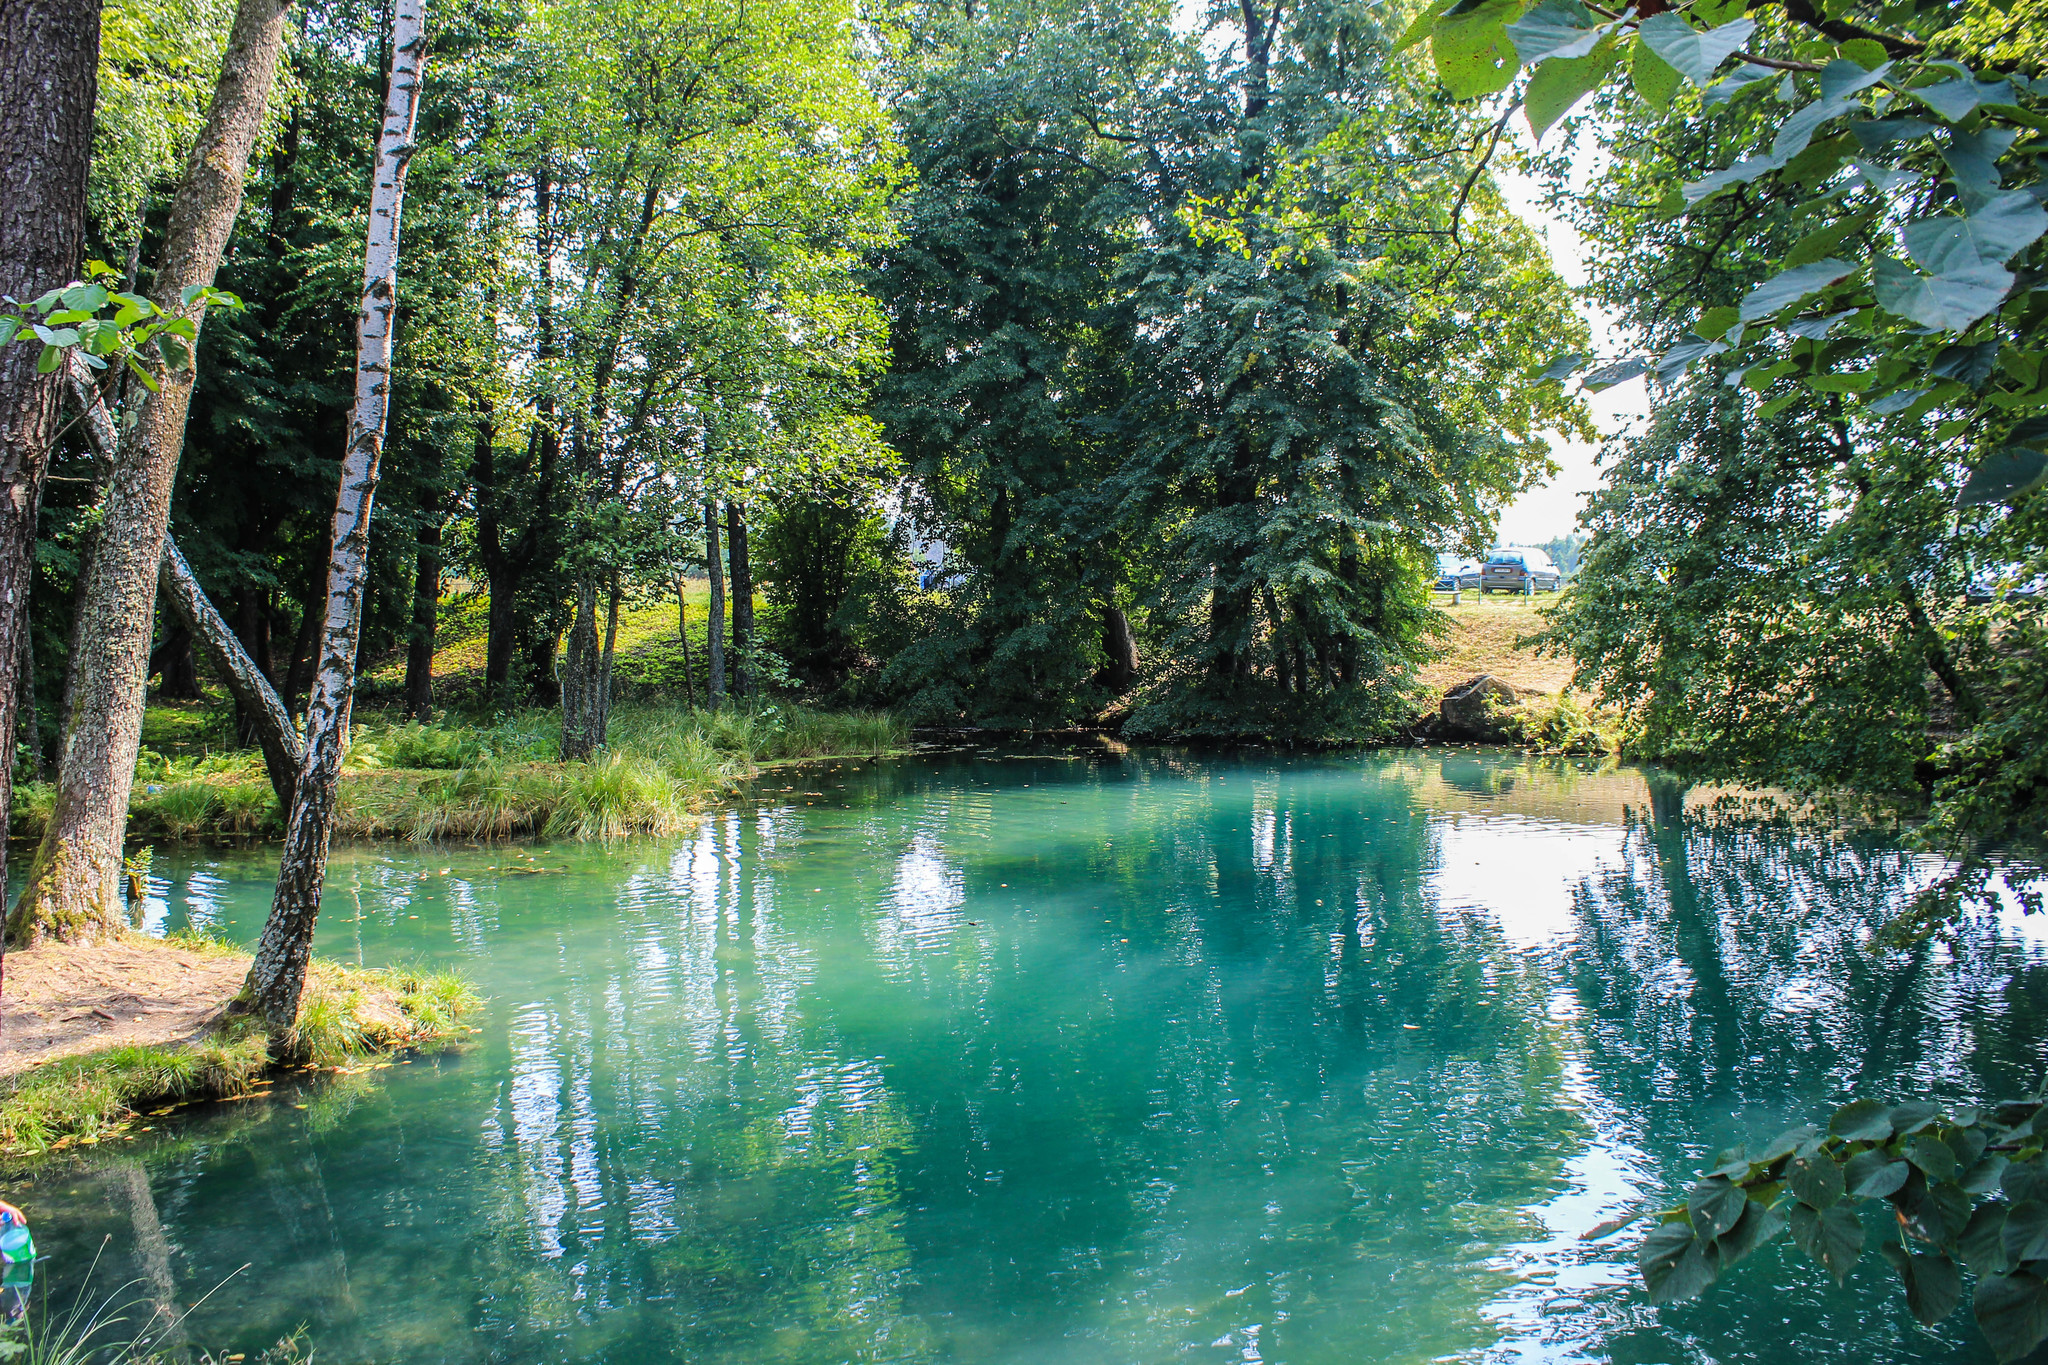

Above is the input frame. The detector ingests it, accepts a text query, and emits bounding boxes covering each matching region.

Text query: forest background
[3,0,2041,931]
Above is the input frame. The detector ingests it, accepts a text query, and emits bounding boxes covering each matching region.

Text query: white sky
[1492,141,1652,547]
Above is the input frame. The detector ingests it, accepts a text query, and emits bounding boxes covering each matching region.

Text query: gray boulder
[1440,675,1517,738]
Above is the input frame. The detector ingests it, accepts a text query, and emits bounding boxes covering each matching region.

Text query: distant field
[1417,591,1577,697]
[364,582,745,690]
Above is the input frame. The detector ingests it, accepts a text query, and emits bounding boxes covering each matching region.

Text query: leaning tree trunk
[242,0,424,1029]
[704,500,726,704]
[12,0,290,946]
[0,0,99,946]
[66,353,302,809]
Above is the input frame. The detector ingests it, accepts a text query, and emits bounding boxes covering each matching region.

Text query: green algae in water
[11,748,2045,1363]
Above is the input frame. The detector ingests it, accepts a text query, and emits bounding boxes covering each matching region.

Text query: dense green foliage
[1642,1095,2048,1362]
[1376,0,2048,919]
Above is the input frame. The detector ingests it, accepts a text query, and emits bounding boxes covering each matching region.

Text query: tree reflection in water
[12,748,2042,1364]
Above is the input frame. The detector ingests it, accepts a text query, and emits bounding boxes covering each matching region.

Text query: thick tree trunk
[704,500,726,703]
[242,0,423,1028]
[675,581,696,705]
[598,577,619,739]
[12,0,290,946]
[0,0,99,942]
[559,575,601,760]
[68,352,302,811]
[1096,605,1140,694]
[17,618,40,782]
[726,500,753,699]
[403,516,439,718]
[148,620,201,697]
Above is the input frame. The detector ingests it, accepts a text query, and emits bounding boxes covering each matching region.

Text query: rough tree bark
[726,500,752,699]
[559,576,601,760]
[242,0,424,1028]
[1097,605,1140,694]
[403,511,440,719]
[0,0,100,942]
[11,0,290,945]
[704,500,726,703]
[65,353,302,809]
[675,582,696,705]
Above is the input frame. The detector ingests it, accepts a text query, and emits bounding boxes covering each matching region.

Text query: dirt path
[0,939,251,1078]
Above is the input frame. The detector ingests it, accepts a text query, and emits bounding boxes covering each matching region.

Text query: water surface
[13,746,2047,1363]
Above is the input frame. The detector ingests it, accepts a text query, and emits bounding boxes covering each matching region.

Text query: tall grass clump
[0,1034,269,1154]
[544,752,686,839]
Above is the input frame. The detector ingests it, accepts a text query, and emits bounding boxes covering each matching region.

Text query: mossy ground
[0,941,479,1157]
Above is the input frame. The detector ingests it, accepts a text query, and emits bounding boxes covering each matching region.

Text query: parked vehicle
[1434,555,1482,591]
[1481,547,1562,593]
[1966,565,2047,604]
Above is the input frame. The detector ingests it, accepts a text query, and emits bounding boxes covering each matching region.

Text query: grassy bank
[0,937,478,1157]
[13,702,908,844]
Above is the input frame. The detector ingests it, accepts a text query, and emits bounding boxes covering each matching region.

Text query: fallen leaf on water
[1579,1210,1642,1241]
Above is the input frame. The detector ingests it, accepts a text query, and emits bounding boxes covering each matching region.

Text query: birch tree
[241,0,426,1028]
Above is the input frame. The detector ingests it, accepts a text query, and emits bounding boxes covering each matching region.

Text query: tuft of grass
[0,1033,269,1155]
[216,780,278,834]
[10,780,54,840]
[0,956,482,1155]
[136,781,217,840]
[544,752,686,840]
[1496,691,1630,756]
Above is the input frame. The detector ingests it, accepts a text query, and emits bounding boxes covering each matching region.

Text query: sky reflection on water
[11,746,2048,1364]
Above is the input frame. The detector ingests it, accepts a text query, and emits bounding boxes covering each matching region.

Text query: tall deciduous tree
[0,0,100,929]
[10,0,290,944]
[241,0,427,1028]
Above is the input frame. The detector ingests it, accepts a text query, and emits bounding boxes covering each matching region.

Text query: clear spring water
[11,745,2048,1364]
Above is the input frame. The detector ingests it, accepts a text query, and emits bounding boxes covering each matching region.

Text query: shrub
[544,752,684,840]
[140,781,217,840]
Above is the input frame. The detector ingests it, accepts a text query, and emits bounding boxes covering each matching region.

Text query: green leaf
[1505,0,1603,62]
[1638,13,1755,87]
[1966,1155,2012,1194]
[1900,1177,1972,1243]
[1631,39,1681,110]
[1714,1198,1788,1267]
[1844,1148,1911,1198]
[1538,351,1591,381]
[1757,391,1802,418]
[2006,1200,2048,1263]
[1784,212,1874,269]
[1836,37,1890,69]
[1524,33,1620,140]
[1806,371,1875,393]
[1695,305,1742,340]
[1739,260,1855,322]
[1974,1270,2048,1364]
[1910,76,2017,122]
[1432,0,1524,98]
[34,345,60,375]
[1960,448,2048,506]
[1965,1203,2012,1276]
[123,351,159,393]
[1881,1244,1963,1326]
[1791,1201,1865,1283]
[1872,255,2014,332]
[1689,1174,1748,1238]
[1396,0,1453,50]
[1905,1132,1959,1183]
[1904,192,2048,271]
[1639,1221,1720,1304]
[1788,1152,1845,1208]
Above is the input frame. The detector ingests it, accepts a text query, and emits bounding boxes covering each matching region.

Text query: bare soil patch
[0,938,252,1078]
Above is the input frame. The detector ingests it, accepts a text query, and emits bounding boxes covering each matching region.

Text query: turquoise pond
[9,745,2048,1363]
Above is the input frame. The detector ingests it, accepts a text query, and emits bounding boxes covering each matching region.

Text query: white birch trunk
[242,0,425,1027]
